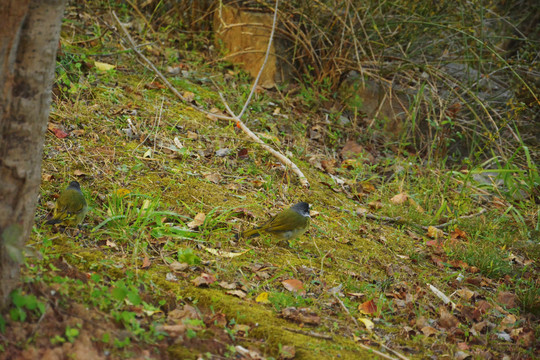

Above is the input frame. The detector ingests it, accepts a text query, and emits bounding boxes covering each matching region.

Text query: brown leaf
[204,173,222,184]
[448,259,469,270]
[358,299,377,315]
[187,213,206,229]
[460,305,481,322]
[321,159,337,174]
[158,324,186,337]
[439,307,460,329]
[497,291,518,309]
[456,288,476,300]
[279,345,296,360]
[499,314,517,331]
[219,281,238,290]
[141,255,151,269]
[451,228,468,240]
[421,326,438,337]
[513,328,535,347]
[280,307,320,325]
[390,192,408,205]
[237,148,249,159]
[192,273,217,287]
[226,290,247,299]
[169,261,189,272]
[186,130,198,140]
[356,207,368,216]
[73,169,87,177]
[368,200,382,210]
[282,279,305,295]
[48,125,69,139]
[183,91,195,102]
[341,140,365,159]
[167,305,200,322]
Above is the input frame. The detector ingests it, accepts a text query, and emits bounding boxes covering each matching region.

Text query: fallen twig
[283,327,333,340]
[426,208,487,230]
[428,283,457,310]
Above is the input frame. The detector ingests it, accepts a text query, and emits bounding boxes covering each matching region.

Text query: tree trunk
[0,0,67,310]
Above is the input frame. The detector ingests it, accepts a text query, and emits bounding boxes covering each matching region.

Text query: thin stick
[283,327,333,340]
[427,208,487,229]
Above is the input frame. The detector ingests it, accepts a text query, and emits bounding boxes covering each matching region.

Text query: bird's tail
[235,228,261,240]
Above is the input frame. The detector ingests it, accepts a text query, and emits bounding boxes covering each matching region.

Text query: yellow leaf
[358,318,374,332]
[115,188,131,197]
[201,246,249,258]
[256,292,270,304]
[94,61,116,71]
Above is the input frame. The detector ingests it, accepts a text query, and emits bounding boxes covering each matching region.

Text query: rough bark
[0,0,67,310]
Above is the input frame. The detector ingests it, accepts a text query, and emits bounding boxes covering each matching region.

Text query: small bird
[236,202,310,240]
[46,181,88,228]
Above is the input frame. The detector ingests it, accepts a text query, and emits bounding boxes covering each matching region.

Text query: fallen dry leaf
[451,228,468,240]
[456,288,476,300]
[48,124,68,139]
[282,279,305,295]
[204,173,222,184]
[255,292,270,304]
[341,140,365,159]
[141,255,151,269]
[426,226,444,239]
[368,200,382,210]
[187,213,206,229]
[390,192,408,205]
[279,345,296,360]
[421,326,438,337]
[358,318,374,332]
[191,273,216,287]
[358,299,377,315]
[169,261,189,272]
[497,291,518,309]
[280,307,321,326]
[356,207,368,216]
[183,91,195,102]
[94,60,115,71]
[226,290,247,299]
[439,306,459,329]
[218,281,238,290]
[157,324,186,337]
[499,314,517,331]
[202,245,249,258]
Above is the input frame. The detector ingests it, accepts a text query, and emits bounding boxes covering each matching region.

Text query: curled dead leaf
[187,213,206,229]
[390,192,408,205]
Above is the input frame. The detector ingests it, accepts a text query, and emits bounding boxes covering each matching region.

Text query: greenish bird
[46,181,88,228]
[236,202,310,240]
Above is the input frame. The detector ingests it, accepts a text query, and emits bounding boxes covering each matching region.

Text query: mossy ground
[1,2,538,360]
